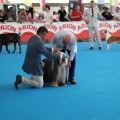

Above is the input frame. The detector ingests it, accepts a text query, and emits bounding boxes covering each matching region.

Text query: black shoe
[99,47,102,50]
[90,47,94,50]
[68,79,76,84]
[14,75,22,89]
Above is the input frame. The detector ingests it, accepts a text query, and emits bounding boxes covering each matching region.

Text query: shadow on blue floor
[0,42,120,120]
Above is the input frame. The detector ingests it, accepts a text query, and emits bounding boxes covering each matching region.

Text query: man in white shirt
[50,30,77,84]
[114,7,120,20]
[82,0,105,50]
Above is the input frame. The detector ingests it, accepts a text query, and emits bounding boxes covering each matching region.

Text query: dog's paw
[50,83,58,87]
[59,83,67,86]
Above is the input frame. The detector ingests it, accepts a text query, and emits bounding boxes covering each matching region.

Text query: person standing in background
[82,0,105,50]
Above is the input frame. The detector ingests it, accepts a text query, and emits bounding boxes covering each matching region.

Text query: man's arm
[82,10,87,21]
[82,10,89,24]
[69,37,77,61]
[50,35,57,48]
[98,9,105,20]
[65,14,71,21]
[37,41,65,60]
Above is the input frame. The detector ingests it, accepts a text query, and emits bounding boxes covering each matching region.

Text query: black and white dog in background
[42,52,68,87]
[0,33,21,54]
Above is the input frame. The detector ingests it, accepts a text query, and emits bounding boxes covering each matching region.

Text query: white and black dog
[102,30,120,50]
[42,52,68,87]
[0,33,21,54]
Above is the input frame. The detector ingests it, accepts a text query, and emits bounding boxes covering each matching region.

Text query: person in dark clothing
[0,9,6,23]
[102,7,113,20]
[14,26,66,89]
[58,4,70,22]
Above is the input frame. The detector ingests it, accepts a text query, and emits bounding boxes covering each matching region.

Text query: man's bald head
[63,35,71,44]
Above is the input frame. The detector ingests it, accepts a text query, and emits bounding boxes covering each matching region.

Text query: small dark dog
[0,33,21,54]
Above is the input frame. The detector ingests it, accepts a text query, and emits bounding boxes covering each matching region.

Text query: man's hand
[68,60,71,68]
[53,48,60,54]
[85,19,89,24]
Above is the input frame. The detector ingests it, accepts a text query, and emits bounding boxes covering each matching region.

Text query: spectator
[114,7,120,20]
[27,7,38,23]
[0,9,6,23]
[17,9,27,23]
[58,4,70,22]
[42,5,53,23]
[37,15,45,23]
[71,5,82,21]
[102,7,113,20]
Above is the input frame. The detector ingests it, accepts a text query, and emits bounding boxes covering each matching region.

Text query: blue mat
[0,42,120,120]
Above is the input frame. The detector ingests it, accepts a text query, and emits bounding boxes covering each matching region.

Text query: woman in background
[42,5,53,23]
[102,7,113,20]
[18,9,27,23]
[27,7,37,23]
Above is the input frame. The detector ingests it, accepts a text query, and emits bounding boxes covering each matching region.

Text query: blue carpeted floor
[0,42,120,120]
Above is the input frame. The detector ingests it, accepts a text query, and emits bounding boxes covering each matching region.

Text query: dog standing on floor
[0,33,21,54]
[42,52,68,87]
[102,30,120,50]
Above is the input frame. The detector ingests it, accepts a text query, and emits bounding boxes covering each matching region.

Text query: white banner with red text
[0,21,120,41]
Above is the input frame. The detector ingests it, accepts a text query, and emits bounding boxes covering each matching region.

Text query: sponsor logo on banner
[99,22,112,29]
[113,22,120,29]
[59,21,87,34]
[43,23,59,32]
[0,24,17,33]
[0,21,120,40]
[18,24,38,33]
[59,23,77,31]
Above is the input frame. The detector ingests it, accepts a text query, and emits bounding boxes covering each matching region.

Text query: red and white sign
[0,21,120,41]
[0,0,4,2]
